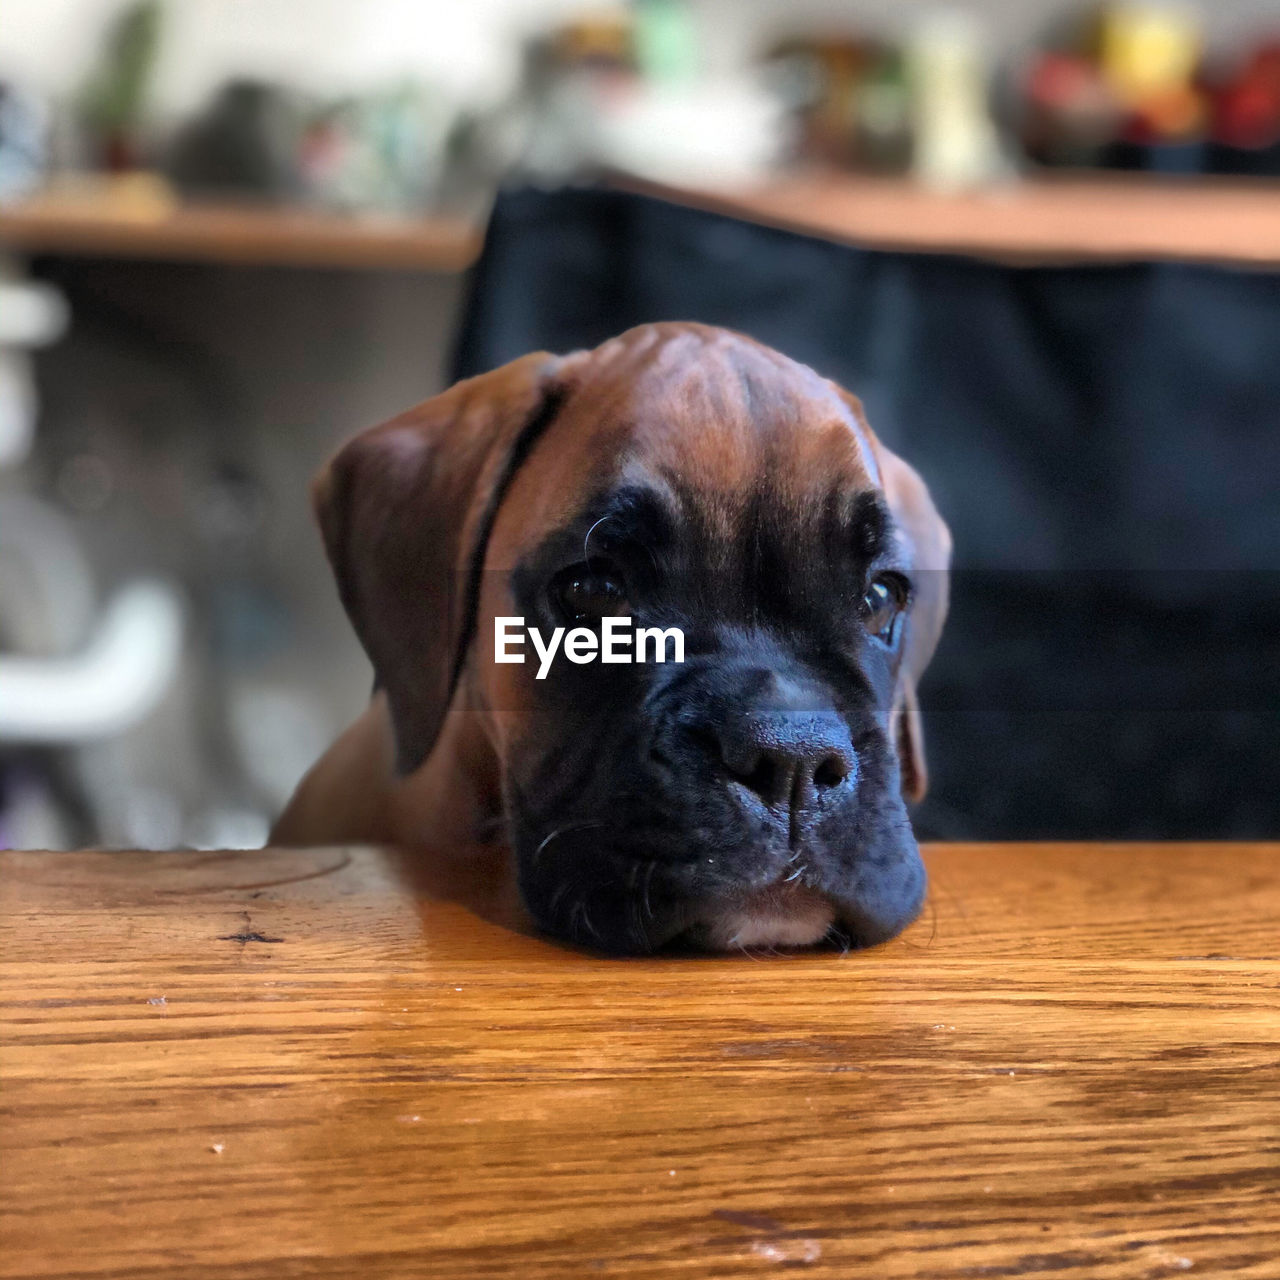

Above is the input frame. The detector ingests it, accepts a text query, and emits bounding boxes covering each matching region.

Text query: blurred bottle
[908,11,1004,189]
[633,0,700,87]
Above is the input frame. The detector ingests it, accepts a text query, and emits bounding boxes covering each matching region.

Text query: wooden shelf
[4,174,1277,270]
[636,172,1280,267]
[0,189,482,271]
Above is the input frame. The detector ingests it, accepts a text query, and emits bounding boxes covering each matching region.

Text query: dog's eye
[862,574,908,642]
[551,564,630,625]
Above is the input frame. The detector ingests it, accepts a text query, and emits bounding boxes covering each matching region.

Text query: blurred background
[0,0,1277,851]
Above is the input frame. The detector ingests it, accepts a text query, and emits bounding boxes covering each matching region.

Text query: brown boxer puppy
[273,323,950,954]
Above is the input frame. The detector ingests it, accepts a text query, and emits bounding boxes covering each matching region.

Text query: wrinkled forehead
[492,329,887,561]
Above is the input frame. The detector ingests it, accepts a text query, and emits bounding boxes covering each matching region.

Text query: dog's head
[315,323,949,953]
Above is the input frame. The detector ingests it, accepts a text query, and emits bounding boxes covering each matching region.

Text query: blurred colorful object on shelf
[1212,42,1280,150]
[0,81,49,202]
[1017,2,1280,175]
[1097,2,1200,107]
[763,37,911,174]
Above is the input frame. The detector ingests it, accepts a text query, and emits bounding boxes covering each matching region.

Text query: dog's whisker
[641,858,658,923]
[546,880,573,920]
[624,861,647,949]
[825,923,853,956]
[567,898,603,946]
[626,876,646,950]
[582,514,612,563]
[888,891,939,952]
[534,820,606,864]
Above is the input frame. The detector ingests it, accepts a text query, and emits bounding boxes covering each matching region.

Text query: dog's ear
[878,446,951,802]
[313,351,566,774]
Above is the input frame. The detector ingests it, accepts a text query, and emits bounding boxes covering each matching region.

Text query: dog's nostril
[813,754,850,790]
[685,726,722,762]
[731,755,777,799]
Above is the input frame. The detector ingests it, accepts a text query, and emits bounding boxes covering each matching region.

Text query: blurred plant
[78,0,163,170]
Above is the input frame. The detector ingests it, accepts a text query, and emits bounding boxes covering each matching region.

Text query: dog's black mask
[498,482,928,955]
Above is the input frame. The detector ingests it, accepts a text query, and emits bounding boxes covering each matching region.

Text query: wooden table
[3,843,1278,1278]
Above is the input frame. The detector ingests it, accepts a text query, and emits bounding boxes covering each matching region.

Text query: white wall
[5,0,1277,121]
[0,0,589,117]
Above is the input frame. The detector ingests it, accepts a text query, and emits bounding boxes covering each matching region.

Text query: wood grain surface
[2,843,1278,1279]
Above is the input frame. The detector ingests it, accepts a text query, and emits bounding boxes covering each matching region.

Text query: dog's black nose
[712,715,854,810]
[682,671,856,813]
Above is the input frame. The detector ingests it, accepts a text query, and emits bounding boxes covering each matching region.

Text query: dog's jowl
[274,323,951,955]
